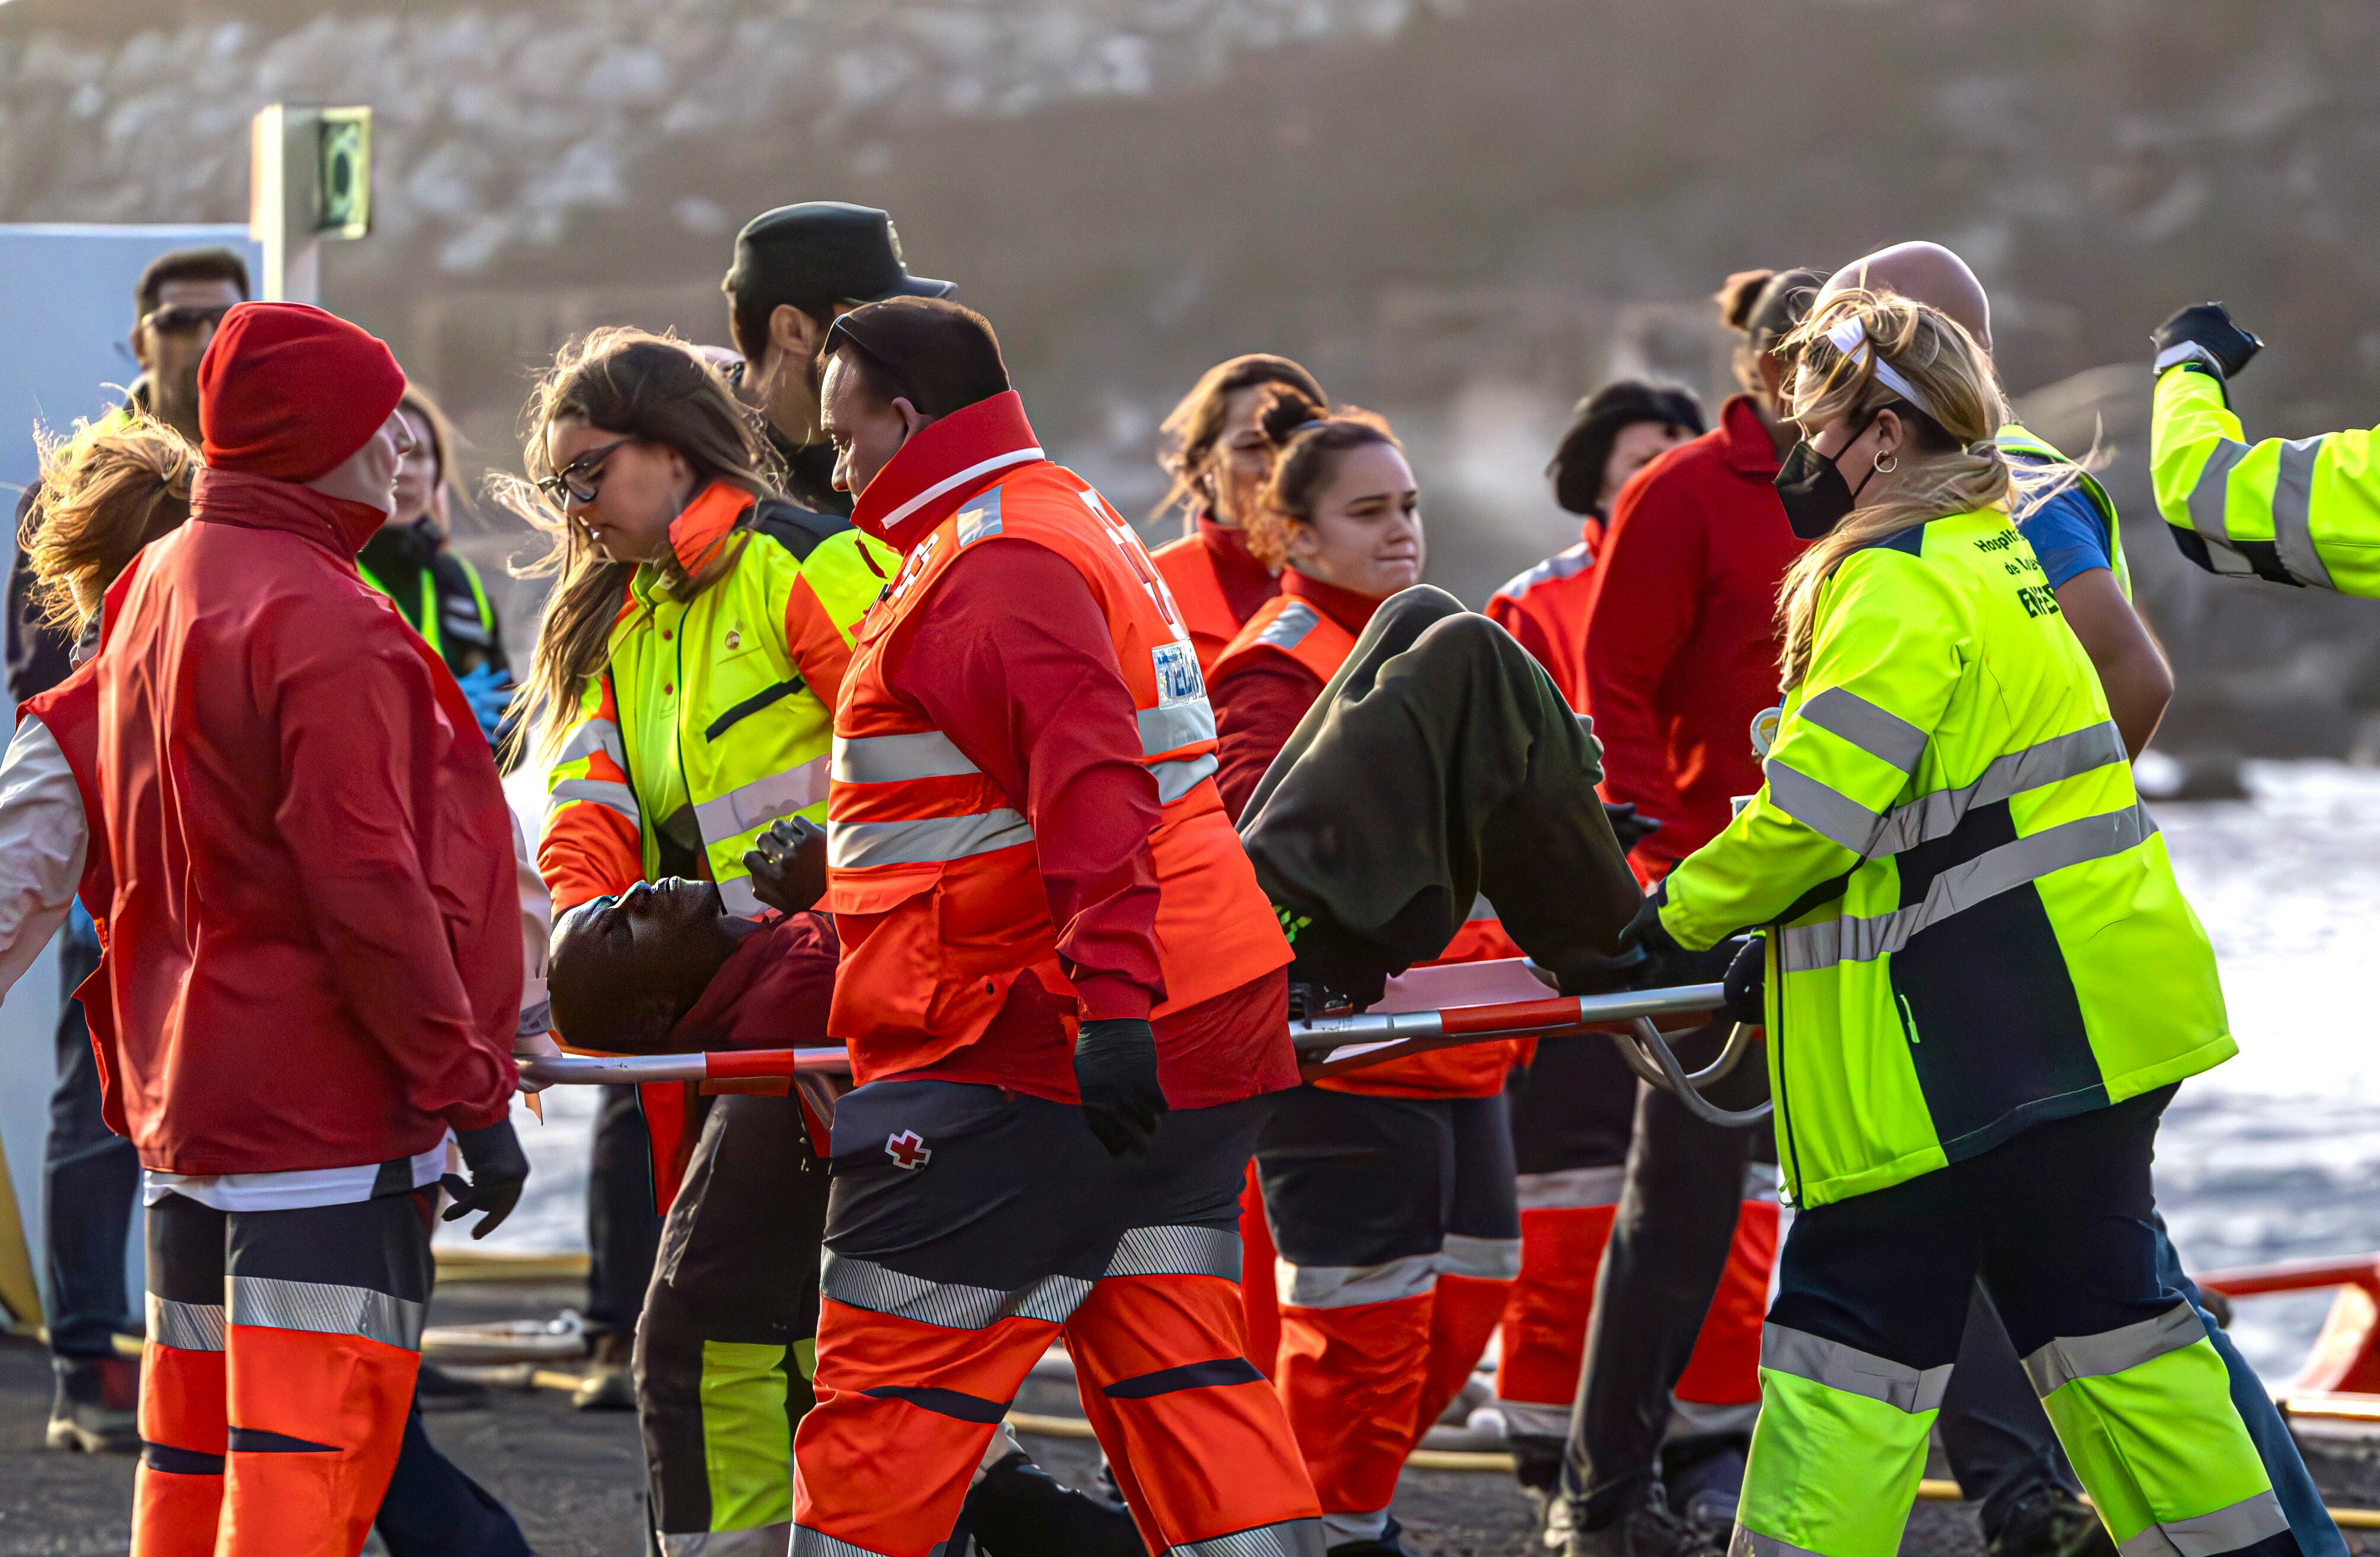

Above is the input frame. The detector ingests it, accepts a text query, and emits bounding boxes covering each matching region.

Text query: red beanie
[198,302,407,482]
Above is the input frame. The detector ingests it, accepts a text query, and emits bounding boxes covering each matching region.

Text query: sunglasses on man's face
[536,437,636,506]
[142,304,233,337]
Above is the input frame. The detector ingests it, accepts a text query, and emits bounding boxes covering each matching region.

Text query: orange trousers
[793,1083,1320,1557]
[134,1190,430,1557]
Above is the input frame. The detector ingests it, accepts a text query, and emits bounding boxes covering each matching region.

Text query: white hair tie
[1824,317,1942,423]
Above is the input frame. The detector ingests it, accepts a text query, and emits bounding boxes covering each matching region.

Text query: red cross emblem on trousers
[885,1130,932,1171]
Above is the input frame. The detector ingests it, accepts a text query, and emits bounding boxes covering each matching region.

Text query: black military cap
[725,202,953,307]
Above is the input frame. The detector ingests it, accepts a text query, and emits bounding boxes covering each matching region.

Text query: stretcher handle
[516,1047,848,1085]
[1607,1019,1772,1128]
[1287,982,1730,1055]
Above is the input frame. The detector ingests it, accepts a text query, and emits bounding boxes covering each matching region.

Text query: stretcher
[516,958,1767,1126]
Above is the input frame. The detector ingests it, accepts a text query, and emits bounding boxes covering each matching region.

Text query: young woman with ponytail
[1640,292,2265,1557]
[502,328,892,1556]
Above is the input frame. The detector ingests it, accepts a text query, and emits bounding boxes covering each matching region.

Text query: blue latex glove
[454,663,514,745]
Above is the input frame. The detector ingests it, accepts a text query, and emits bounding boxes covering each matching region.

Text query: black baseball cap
[724,202,954,308]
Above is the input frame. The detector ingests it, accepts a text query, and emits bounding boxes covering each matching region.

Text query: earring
[1874,452,1898,474]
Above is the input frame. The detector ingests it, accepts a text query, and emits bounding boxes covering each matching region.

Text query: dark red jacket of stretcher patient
[94,305,518,1175]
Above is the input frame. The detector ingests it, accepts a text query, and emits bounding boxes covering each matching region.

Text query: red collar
[1719,394,1786,478]
[1282,567,1387,634]
[1196,513,1278,586]
[850,391,1043,554]
[667,481,756,576]
[189,466,386,560]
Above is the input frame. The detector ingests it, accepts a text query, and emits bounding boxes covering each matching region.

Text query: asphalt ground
[5,1278,2378,1557]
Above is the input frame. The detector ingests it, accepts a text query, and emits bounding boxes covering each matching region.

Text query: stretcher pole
[516,1047,849,1086]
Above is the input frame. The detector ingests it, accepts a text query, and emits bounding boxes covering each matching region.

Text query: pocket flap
[824,860,942,916]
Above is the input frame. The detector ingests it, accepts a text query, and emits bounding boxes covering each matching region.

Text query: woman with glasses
[500,328,892,1557]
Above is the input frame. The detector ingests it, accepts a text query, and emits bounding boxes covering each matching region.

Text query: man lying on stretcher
[545,879,1150,1557]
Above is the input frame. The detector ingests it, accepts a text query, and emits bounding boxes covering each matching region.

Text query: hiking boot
[1987,1487,2117,1557]
[572,1330,635,1411]
[1563,1484,1727,1557]
[48,1355,140,1453]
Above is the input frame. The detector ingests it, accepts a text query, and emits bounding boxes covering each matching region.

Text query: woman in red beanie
[93,302,527,1557]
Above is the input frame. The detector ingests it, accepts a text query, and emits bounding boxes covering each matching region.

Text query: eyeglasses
[142,304,233,336]
[536,437,636,506]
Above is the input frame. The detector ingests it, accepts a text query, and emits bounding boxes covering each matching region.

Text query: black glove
[440,1120,529,1241]
[1720,934,1766,1026]
[1620,893,1733,991]
[2152,302,2262,381]
[743,816,828,915]
[1073,1017,1168,1158]
[1602,801,1663,860]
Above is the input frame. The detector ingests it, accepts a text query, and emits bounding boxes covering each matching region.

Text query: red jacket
[95,468,519,1175]
[1151,516,1279,673]
[1485,517,1601,711]
[1579,396,1806,884]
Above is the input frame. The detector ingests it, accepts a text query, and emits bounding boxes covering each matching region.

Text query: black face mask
[1773,408,1884,541]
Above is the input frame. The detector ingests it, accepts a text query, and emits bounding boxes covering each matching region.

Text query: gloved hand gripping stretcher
[513,957,1767,1127]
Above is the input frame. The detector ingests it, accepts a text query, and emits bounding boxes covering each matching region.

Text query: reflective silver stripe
[1152,752,1219,805]
[661,1526,794,1556]
[2116,1491,2291,1557]
[1761,1323,1951,1414]
[2186,437,2251,542]
[1138,701,1217,755]
[1103,1224,1241,1281]
[2272,436,2337,590]
[1175,1517,1329,1557]
[1764,758,1881,854]
[789,1526,894,1557]
[692,755,829,842]
[827,808,1034,869]
[820,1251,1089,1330]
[1797,686,1927,774]
[956,487,1005,546]
[716,875,763,918]
[2021,1303,2203,1397]
[550,777,639,823]
[1515,1165,1625,1210]
[146,1293,226,1353]
[1780,802,2158,973]
[1733,1530,1825,1557]
[1867,723,2126,858]
[1254,602,1322,653]
[831,730,980,784]
[229,1275,426,1351]
[1440,1234,1522,1282]
[1277,1251,1438,1310]
[556,718,623,767]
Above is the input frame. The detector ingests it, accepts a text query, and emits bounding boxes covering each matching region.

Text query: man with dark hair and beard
[720,200,954,513]
[5,242,247,1455]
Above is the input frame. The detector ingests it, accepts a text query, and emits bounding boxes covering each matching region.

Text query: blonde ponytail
[1770,290,2065,688]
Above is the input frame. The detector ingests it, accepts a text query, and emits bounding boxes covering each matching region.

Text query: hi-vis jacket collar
[850,389,1043,556]
[666,481,754,577]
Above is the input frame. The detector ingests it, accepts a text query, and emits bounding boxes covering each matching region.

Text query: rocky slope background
[4,0,2377,756]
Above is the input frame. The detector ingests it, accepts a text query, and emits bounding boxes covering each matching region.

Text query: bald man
[1816,243,2345,1557]
[1818,243,2173,758]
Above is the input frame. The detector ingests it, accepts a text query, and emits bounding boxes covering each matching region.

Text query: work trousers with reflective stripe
[1738,1085,2296,1557]
[1258,1087,1520,1542]
[636,1094,827,1554]
[793,1082,1322,1557]
[135,1188,430,1557]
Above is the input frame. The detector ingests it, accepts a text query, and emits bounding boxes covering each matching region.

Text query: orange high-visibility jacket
[827,462,1289,1083]
[1153,522,1275,674]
